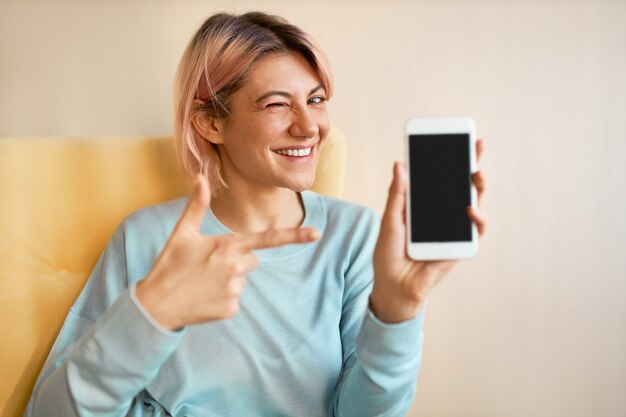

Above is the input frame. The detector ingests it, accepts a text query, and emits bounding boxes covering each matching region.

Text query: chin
[281,167,317,192]
[288,185,310,193]
[286,182,313,193]
[284,176,316,193]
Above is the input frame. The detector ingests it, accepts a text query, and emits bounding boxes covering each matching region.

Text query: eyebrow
[254,84,325,104]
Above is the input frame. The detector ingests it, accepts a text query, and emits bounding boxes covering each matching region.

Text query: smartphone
[405,116,478,260]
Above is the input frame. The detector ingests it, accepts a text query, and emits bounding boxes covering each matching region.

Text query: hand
[136,174,320,330]
[370,139,488,323]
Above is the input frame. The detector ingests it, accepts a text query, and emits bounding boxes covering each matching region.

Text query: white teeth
[274,147,312,157]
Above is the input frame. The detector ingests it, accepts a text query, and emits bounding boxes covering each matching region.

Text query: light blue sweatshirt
[25,191,426,417]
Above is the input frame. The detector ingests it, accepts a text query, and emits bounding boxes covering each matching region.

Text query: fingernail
[309,229,321,240]
[395,162,406,179]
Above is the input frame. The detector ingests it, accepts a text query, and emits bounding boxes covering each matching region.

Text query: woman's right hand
[135,174,320,330]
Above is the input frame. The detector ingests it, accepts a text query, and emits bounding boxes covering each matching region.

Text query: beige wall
[1,0,625,416]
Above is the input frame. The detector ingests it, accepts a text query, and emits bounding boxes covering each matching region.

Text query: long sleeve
[333,306,426,416]
[25,224,185,417]
[331,210,427,417]
[25,192,428,416]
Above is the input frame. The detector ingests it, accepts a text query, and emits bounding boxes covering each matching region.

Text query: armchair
[0,128,345,416]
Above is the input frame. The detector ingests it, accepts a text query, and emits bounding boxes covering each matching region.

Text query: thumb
[174,173,211,236]
[381,162,407,230]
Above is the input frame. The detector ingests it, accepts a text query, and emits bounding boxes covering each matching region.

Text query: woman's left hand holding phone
[135,174,320,331]
[370,140,488,324]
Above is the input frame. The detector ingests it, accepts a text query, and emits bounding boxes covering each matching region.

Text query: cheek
[316,110,330,139]
[260,117,288,138]
[224,120,272,152]
[245,115,288,144]
[266,112,294,134]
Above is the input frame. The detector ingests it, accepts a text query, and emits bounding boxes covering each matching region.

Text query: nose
[289,106,318,140]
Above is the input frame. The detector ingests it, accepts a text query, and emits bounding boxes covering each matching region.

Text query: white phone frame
[405,116,478,260]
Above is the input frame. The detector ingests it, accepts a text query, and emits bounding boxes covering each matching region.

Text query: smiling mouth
[272,145,314,157]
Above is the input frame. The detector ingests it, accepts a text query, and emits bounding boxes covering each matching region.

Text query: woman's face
[212,52,330,193]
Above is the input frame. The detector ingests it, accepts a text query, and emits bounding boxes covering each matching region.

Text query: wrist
[369,286,426,324]
[135,278,181,330]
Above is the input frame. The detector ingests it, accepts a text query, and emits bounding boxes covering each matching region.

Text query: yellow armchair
[0,128,345,416]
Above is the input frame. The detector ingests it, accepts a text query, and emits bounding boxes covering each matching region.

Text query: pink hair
[173,12,333,193]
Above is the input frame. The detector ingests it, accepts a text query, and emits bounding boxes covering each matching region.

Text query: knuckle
[228,261,243,275]
[225,300,240,317]
[422,262,442,277]
[228,276,246,296]
[249,254,260,269]
[406,287,426,304]
[263,230,278,247]
[214,236,236,252]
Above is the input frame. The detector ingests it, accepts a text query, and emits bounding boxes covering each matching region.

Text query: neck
[211,183,304,234]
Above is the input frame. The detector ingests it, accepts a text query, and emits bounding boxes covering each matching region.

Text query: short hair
[173,11,333,192]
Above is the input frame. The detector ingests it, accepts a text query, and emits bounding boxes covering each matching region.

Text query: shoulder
[110,197,190,269]
[121,196,189,236]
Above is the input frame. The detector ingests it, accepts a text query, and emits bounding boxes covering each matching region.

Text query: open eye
[309,96,326,105]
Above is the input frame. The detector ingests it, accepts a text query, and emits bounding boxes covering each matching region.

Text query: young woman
[26,11,487,417]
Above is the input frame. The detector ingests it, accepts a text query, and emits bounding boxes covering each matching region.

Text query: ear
[192,101,225,145]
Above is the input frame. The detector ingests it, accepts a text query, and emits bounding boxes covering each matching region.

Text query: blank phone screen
[408,134,472,242]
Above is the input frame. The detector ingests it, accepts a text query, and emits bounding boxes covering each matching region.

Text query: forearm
[333,306,426,417]
[28,286,184,417]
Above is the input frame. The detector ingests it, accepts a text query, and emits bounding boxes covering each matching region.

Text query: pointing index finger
[237,227,321,251]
